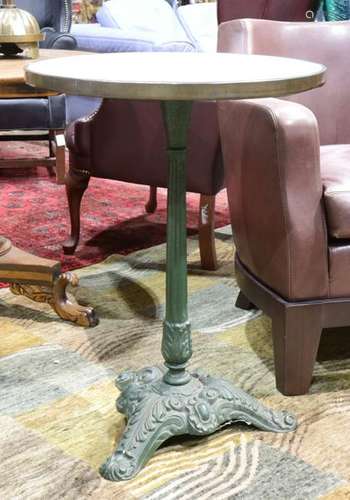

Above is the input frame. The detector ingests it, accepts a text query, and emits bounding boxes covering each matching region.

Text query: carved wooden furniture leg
[0,237,97,327]
[145,186,158,214]
[63,166,91,255]
[100,101,296,482]
[199,194,218,271]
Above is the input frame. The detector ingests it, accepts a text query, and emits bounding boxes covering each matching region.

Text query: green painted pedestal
[100,101,297,481]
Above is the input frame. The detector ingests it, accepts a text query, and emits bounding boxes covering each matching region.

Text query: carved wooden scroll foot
[10,272,98,327]
[0,237,98,327]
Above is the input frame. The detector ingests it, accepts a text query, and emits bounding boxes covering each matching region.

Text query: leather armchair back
[217,0,320,24]
[218,19,350,145]
[15,0,72,33]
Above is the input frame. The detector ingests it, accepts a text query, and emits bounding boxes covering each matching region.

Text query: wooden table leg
[0,237,98,327]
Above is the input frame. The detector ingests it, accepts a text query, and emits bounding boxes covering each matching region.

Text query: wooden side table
[26,51,326,479]
[0,50,97,327]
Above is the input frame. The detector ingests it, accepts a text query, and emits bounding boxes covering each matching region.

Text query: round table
[0,49,97,327]
[26,52,326,481]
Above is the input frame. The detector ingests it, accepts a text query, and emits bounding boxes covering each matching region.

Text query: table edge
[25,69,326,101]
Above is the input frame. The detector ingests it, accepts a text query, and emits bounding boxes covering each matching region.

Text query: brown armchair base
[235,256,350,396]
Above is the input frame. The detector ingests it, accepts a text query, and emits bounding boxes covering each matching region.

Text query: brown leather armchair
[218,19,350,396]
[218,0,320,23]
[64,0,319,270]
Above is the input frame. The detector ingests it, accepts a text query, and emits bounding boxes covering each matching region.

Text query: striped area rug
[1,227,350,499]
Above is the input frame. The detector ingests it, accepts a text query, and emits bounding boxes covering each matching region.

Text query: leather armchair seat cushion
[321,144,350,239]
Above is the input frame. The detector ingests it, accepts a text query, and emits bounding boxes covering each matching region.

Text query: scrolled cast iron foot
[100,366,297,481]
[10,271,98,327]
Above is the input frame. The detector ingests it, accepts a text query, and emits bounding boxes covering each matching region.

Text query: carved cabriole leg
[199,194,218,271]
[272,305,322,396]
[145,186,158,214]
[63,166,91,255]
[51,272,98,326]
[0,237,97,327]
[10,272,98,327]
[100,101,297,482]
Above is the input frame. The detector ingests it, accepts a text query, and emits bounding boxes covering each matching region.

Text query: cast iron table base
[100,365,296,480]
[100,101,297,481]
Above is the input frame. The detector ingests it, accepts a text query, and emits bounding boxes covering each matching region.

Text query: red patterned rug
[0,141,230,280]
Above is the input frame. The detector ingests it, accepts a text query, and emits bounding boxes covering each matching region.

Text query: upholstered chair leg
[271,305,322,396]
[145,186,158,213]
[62,168,91,255]
[235,291,256,310]
[199,194,218,271]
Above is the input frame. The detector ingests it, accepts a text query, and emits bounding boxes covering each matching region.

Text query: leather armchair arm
[218,98,329,300]
[41,28,77,50]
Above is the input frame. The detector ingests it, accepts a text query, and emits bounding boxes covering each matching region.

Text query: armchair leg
[199,194,218,271]
[63,167,91,255]
[272,305,322,396]
[145,186,158,213]
[235,291,257,310]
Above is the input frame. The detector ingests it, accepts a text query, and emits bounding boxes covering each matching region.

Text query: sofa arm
[218,98,329,300]
[41,28,77,50]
